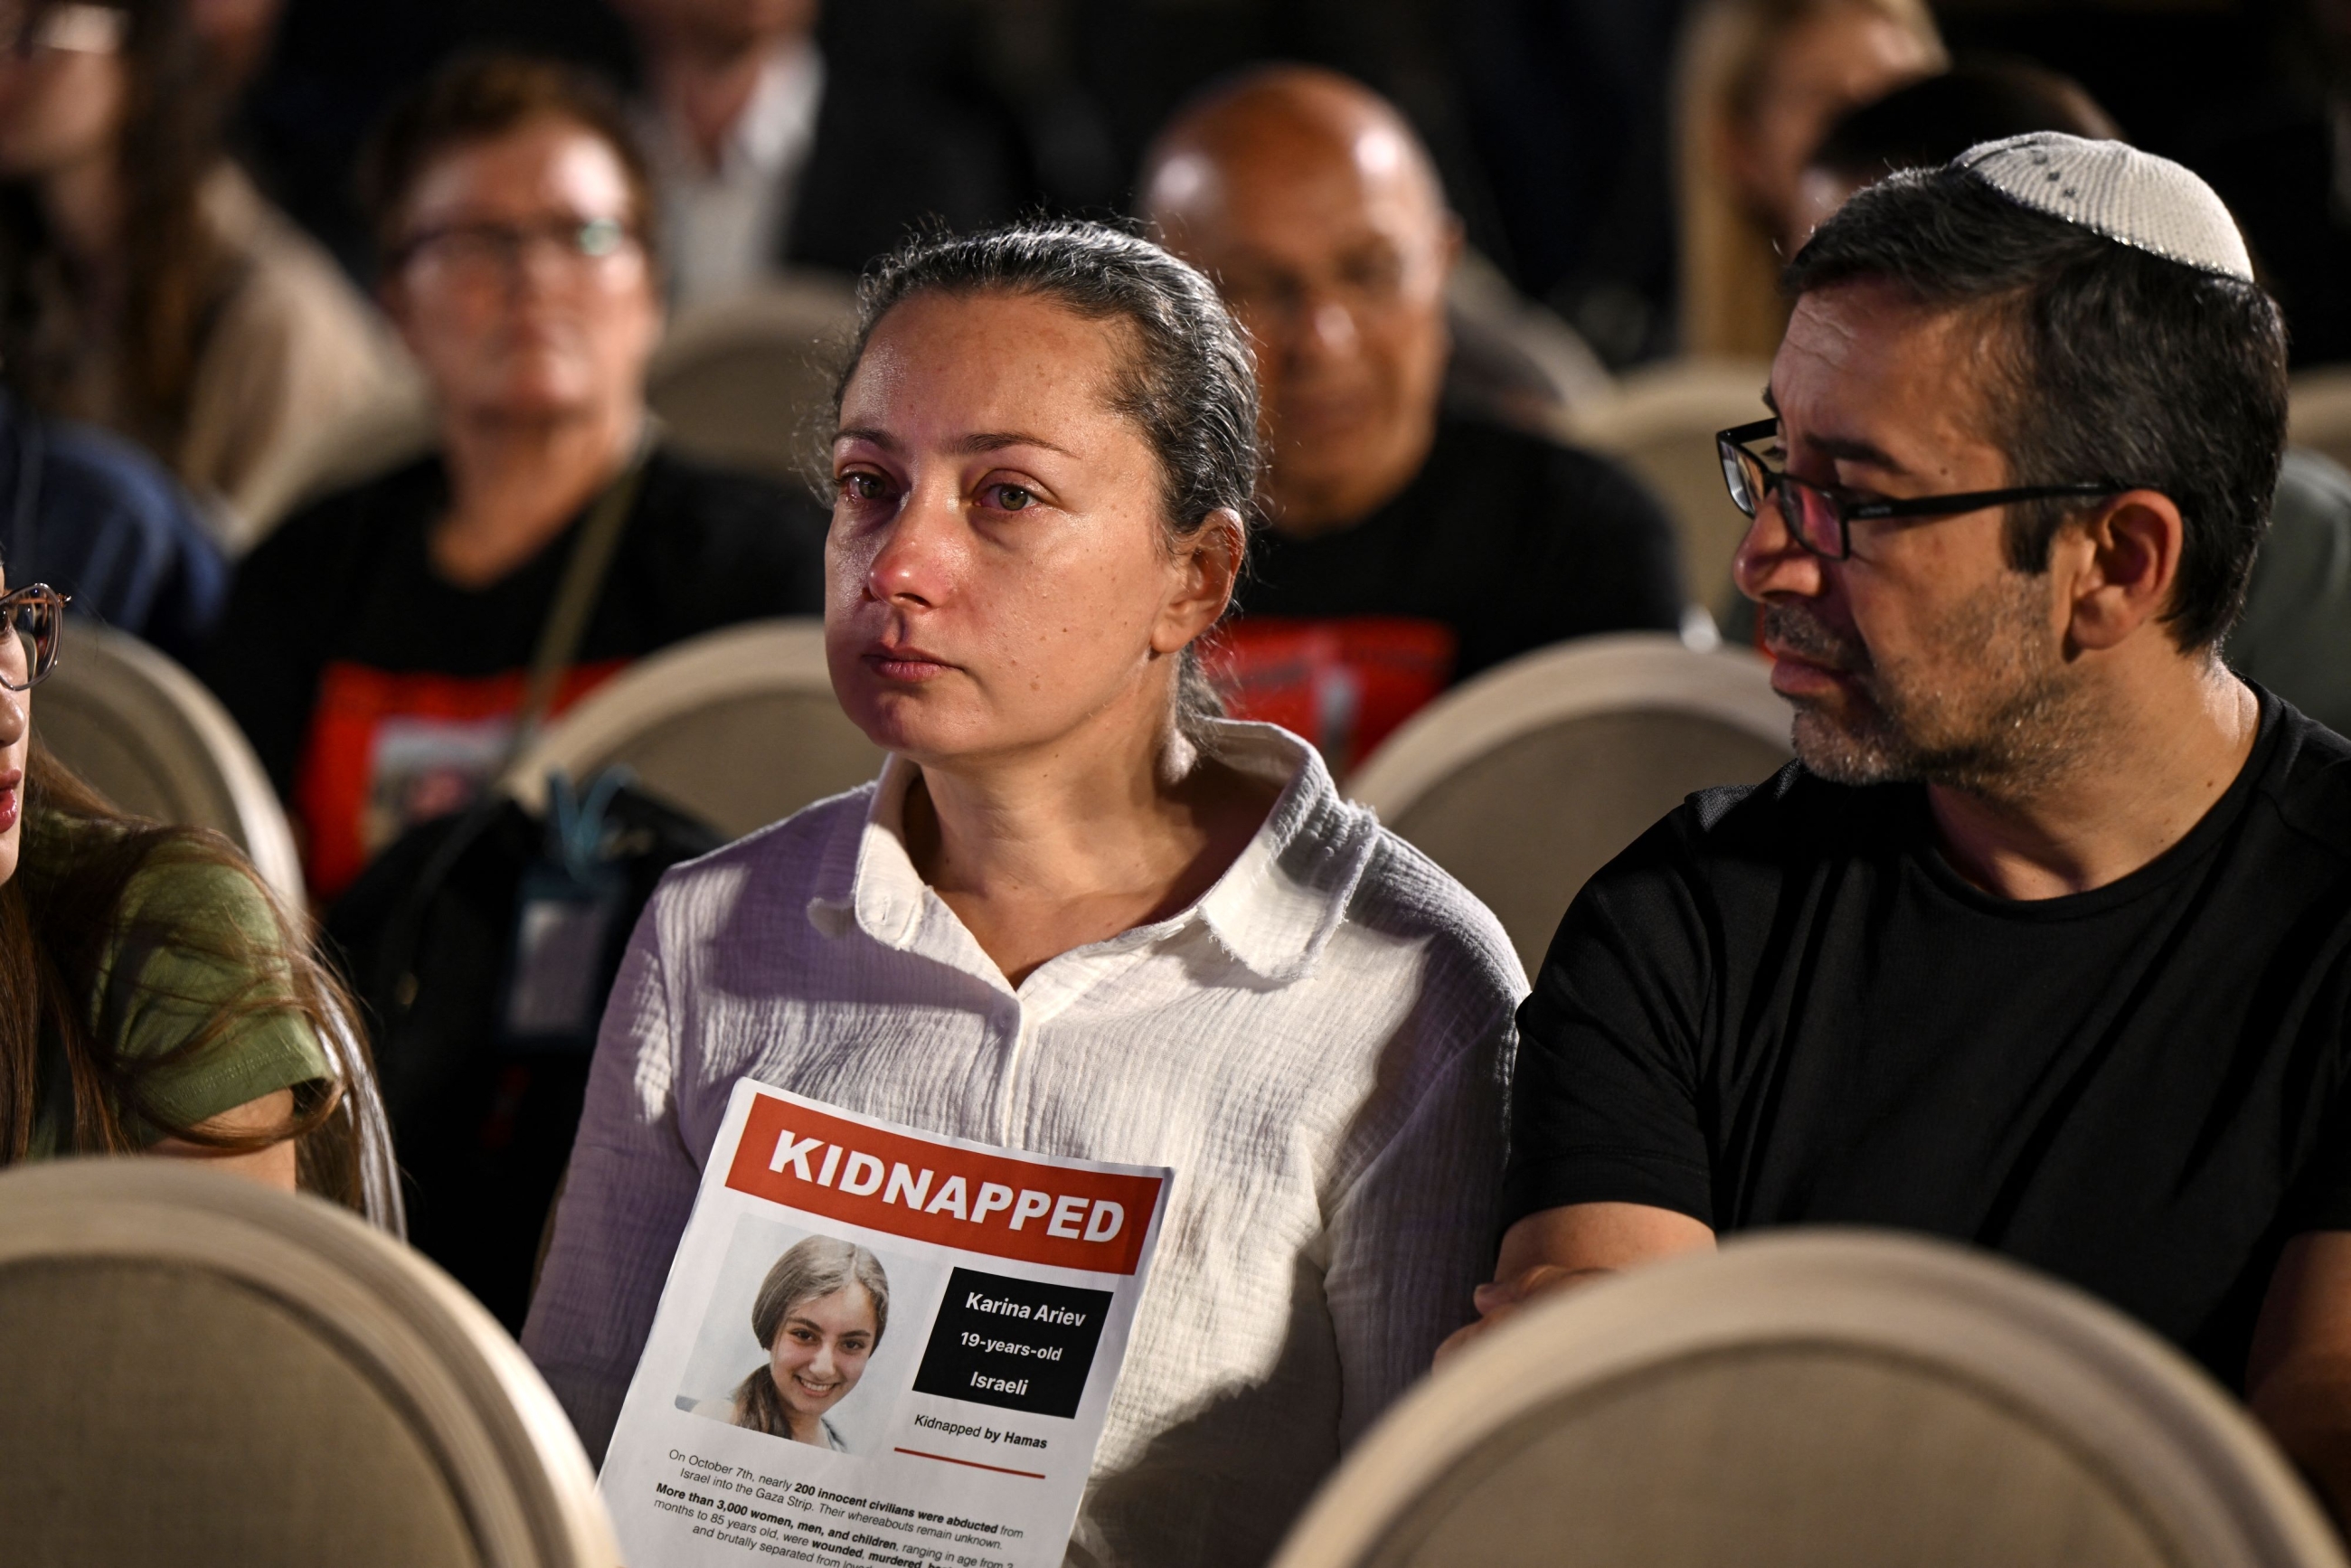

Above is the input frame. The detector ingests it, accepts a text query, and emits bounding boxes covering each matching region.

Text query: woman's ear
[1155,507,1246,653]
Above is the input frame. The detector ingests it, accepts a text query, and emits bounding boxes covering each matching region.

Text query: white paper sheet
[600,1080,1172,1568]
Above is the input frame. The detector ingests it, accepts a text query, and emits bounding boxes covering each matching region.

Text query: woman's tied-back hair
[832,220,1262,735]
[733,1236,892,1438]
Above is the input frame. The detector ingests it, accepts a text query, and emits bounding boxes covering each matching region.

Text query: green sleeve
[92,851,333,1142]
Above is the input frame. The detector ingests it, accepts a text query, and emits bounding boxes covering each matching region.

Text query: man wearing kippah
[1462,132,2351,1513]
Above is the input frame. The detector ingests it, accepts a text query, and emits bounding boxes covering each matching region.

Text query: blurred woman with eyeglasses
[0,0,403,537]
[0,578,400,1223]
[203,54,826,907]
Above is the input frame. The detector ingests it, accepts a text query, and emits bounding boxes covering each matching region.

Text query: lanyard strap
[506,434,651,764]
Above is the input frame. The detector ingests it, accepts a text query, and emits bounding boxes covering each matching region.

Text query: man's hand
[1436,1264,1611,1363]
[1436,1202,1715,1368]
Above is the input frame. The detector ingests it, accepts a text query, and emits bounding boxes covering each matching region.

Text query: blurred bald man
[1145,67,1685,772]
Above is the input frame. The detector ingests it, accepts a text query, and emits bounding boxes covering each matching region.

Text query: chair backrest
[504,618,883,838]
[644,273,861,486]
[2290,367,2351,477]
[1349,632,1789,972]
[38,622,304,906]
[1273,1230,2346,1568]
[1567,356,1771,619]
[0,1158,618,1568]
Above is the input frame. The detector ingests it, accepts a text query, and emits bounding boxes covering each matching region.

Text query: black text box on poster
[912,1267,1113,1419]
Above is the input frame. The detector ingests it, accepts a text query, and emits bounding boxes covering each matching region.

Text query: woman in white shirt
[524,220,1525,1568]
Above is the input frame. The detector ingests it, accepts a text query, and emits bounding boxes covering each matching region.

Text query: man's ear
[2063,489,2186,653]
[1156,507,1247,654]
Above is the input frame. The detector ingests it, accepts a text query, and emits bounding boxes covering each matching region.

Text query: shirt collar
[637,40,824,184]
[805,722,1378,987]
[729,41,824,175]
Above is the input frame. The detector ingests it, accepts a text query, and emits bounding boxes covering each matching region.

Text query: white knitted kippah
[1955,131,2253,282]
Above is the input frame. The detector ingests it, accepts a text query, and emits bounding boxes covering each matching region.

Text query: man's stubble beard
[1770,569,2094,796]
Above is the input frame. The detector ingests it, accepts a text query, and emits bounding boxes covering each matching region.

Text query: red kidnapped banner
[723,1092,1164,1276]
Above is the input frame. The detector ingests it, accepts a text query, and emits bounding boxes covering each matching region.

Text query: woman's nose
[0,688,29,749]
[864,482,958,607]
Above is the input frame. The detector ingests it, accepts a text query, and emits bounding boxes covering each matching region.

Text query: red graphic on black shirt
[1201,617,1458,777]
[295,659,625,902]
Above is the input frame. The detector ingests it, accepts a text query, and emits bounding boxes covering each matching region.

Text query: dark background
[231,0,2316,365]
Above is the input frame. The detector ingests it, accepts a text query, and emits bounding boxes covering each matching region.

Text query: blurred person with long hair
[0,577,392,1218]
[1675,0,1942,359]
[0,0,401,534]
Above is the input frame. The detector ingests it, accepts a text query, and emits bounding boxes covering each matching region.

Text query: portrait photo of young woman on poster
[694,1235,891,1451]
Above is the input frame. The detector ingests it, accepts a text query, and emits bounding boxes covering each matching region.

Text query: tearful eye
[840,472,888,501]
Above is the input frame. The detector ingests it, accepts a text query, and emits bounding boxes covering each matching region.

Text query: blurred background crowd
[201,0,2351,368]
[12,0,2351,1316]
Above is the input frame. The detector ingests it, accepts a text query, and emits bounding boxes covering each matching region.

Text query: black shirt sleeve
[1506,805,1721,1230]
[2280,1025,2351,1237]
[1522,444,1688,644]
[202,500,356,800]
[1447,431,1689,682]
[628,454,829,645]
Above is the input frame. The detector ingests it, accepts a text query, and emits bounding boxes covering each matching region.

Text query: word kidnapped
[768,1129,1127,1244]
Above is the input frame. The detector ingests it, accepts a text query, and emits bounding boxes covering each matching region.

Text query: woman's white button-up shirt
[524,721,1525,1568]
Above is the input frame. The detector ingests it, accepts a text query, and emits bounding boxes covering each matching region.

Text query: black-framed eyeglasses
[0,583,64,691]
[1716,417,2130,561]
[393,215,637,277]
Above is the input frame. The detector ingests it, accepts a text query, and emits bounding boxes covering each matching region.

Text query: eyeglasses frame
[1715,416,2133,562]
[0,582,67,692]
[389,214,638,278]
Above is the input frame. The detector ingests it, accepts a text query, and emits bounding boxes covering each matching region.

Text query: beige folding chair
[0,1158,617,1568]
[36,621,304,906]
[1274,1230,2345,1568]
[1567,356,1771,619]
[1349,632,1789,972]
[505,618,883,839]
[2290,367,2351,477]
[645,272,861,486]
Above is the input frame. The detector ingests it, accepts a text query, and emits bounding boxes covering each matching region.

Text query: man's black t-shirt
[1211,415,1685,771]
[204,447,827,900]
[1508,693,2351,1387]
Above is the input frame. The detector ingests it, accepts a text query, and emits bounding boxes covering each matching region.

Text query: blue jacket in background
[0,393,228,666]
